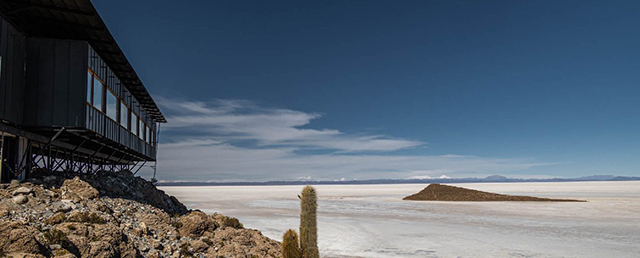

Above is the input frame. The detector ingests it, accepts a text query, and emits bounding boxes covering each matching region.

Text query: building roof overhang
[0,0,167,123]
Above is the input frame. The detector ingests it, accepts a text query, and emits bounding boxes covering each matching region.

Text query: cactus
[299,185,319,258]
[282,229,301,258]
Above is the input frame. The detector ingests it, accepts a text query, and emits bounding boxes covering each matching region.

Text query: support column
[16,137,29,180]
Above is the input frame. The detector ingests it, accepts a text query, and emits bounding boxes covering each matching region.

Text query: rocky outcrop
[403,184,585,202]
[0,171,281,257]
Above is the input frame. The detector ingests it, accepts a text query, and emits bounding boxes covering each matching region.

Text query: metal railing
[86,106,155,159]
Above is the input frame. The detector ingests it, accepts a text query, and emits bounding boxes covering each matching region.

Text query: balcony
[85,105,155,160]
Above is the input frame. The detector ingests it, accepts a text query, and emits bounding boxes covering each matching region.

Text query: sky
[93,0,640,182]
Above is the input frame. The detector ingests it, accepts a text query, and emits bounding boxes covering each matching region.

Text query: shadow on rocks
[27,169,188,215]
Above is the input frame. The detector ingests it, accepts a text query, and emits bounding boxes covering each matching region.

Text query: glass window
[120,102,129,128]
[147,126,152,143]
[132,115,138,136]
[86,71,92,103]
[106,90,117,121]
[92,77,102,110]
[140,121,145,139]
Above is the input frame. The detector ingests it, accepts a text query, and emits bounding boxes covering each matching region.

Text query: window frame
[86,70,93,104]
[105,87,119,122]
[87,68,157,146]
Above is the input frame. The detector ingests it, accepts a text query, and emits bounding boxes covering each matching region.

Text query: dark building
[0,0,166,182]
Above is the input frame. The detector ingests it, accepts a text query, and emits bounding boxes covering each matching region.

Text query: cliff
[0,171,281,257]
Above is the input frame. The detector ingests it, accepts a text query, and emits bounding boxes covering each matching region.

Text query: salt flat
[161,181,640,258]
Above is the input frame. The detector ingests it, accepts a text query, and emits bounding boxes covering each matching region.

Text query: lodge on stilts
[0,0,166,182]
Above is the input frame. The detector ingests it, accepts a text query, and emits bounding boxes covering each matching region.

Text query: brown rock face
[0,171,281,257]
[179,210,217,238]
[0,222,45,254]
[61,177,99,200]
[403,184,585,202]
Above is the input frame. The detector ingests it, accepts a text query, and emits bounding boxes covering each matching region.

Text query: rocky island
[0,171,281,257]
[403,184,585,202]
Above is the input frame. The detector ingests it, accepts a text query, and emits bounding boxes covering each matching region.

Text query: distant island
[403,184,585,202]
[157,174,640,186]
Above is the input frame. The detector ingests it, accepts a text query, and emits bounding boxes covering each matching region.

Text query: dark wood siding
[23,37,88,127]
[0,17,26,124]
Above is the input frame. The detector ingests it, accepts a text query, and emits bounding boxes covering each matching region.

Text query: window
[139,119,143,138]
[147,126,152,143]
[106,90,118,121]
[86,71,92,103]
[138,119,146,141]
[92,77,103,110]
[120,102,129,128]
[131,115,138,136]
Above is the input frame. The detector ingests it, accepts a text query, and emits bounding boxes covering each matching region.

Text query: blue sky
[94,1,640,181]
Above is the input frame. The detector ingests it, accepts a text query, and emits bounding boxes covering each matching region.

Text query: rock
[13,195,29,204]
[139,222,149,235]
[61,192,82,203]
[13,186,34,196]
[44,189,59,199]
[10,179,20,186]
[53,201,73,213]
[88,241,116,257]
[190,239,210,253]
[0,172,281,258]
[1,252,44,258]
[44,175,57,183]
[0,222,45,254]
[179,211,216,238]
[61,177,99,200]
[153,241,164,250]
[53,252,76,258]
[45,213,66,225]
[118,241,139,258]
[90,224,123,245]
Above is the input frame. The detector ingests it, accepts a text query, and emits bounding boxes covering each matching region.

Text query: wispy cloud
[140,97,555,182]
[159,97,423,152]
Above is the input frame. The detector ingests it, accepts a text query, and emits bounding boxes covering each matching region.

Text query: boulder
[178,211,216,238]
[13,187,34,196]
[53,201,74,213]
[190,239,210,253]
[12,195,29,204]
[88,241,116,257]
[43,175,57,184]
[61,177,99,200]
[0,222,45,254]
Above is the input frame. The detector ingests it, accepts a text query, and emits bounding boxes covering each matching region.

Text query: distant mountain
[575,175,617,181]
[157,174,640,186]
[482,175,509,181]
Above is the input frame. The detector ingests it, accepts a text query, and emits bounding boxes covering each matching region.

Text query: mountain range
[157,175,640,186]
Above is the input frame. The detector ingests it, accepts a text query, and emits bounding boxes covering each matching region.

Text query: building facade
[0,0,166,182]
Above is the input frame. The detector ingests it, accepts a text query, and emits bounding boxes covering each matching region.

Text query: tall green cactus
[282,229,301,258]
[299,185,319,258]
